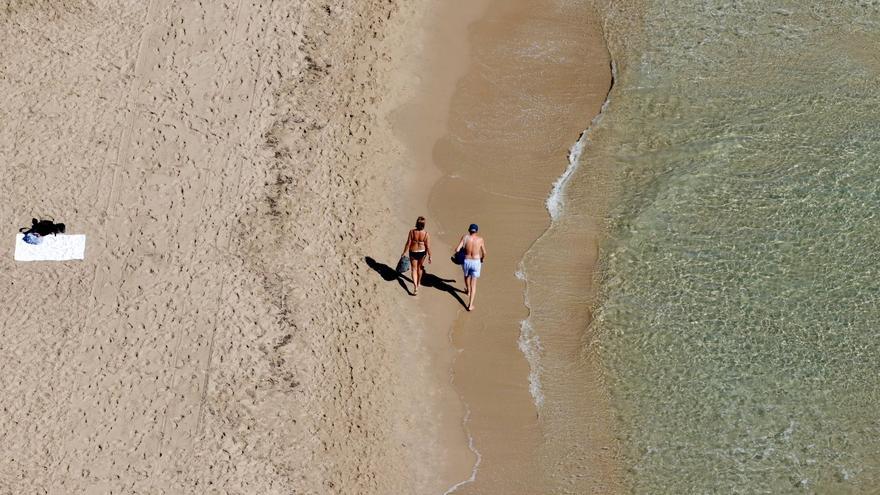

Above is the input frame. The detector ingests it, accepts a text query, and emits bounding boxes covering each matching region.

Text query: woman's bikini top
[410,229,427,252]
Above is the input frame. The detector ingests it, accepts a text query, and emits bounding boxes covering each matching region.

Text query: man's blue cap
[469,223,479,232]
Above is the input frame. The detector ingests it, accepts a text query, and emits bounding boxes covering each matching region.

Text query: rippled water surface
[590,1,880,492]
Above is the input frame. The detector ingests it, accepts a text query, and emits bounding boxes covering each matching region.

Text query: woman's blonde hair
[415,216,426,230]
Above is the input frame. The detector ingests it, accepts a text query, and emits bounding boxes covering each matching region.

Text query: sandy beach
[0,0,464,492]
[2,0,617,493]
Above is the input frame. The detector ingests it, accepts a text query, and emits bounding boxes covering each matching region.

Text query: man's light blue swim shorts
[462,258,481,278]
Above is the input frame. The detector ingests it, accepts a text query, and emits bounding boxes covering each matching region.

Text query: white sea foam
[518,319,545,408]
[517,269,544,407]
[516,263,540,406]
[443,404,482,495]
[545,60,617,221]
[519,64,617,409]
[515,261,544,408]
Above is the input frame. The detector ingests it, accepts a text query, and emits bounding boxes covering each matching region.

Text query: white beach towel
[14,233,86,261]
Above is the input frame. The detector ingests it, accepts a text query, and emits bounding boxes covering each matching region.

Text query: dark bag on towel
[396,255,411,273]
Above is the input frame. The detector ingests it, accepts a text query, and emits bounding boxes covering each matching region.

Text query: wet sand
[420,0,619,492]
[388,1,493,491]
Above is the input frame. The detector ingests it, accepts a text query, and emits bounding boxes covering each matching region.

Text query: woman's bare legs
[410,257,423,294]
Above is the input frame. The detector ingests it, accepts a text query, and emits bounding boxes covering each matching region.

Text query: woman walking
[401,216,432,294]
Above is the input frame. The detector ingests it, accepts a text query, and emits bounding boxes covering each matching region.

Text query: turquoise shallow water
[590,1,880,492]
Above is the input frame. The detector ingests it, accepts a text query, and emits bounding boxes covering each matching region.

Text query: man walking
[454,224,486,311]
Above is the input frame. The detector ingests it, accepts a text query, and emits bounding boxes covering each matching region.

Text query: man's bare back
[462,234,485,260]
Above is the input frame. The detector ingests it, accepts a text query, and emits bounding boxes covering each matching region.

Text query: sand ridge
[1,1,443,493]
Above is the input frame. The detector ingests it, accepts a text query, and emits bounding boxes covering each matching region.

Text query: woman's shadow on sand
[364,256,467,309]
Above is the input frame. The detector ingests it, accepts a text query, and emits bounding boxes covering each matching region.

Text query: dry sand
[0,1,466,493]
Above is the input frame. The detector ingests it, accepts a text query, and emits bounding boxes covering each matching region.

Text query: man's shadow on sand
[364,256,467,309]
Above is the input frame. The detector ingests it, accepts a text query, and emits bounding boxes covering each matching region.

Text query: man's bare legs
[465,275,477,310]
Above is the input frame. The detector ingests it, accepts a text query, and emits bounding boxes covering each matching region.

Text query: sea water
[583,1,880,492]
